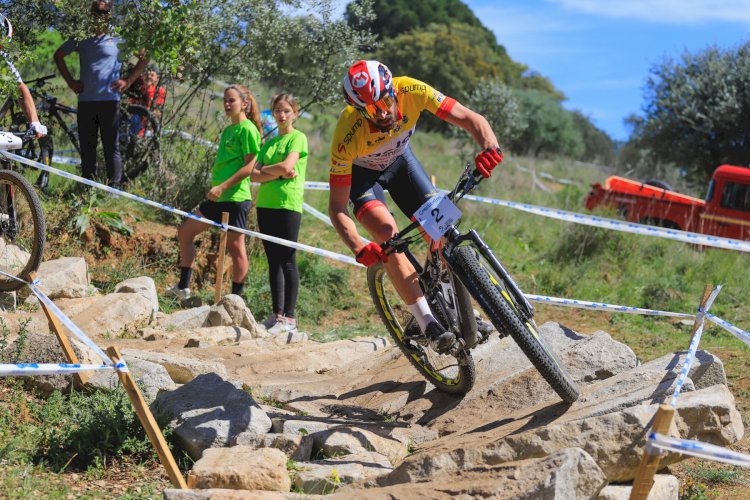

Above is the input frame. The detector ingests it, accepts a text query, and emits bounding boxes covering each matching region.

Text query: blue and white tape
[649,432,750,467]
[1,151,360,267]
[302,201,334,228]
[706,313,750,346]
[0,362,114,377]
[670,286,722,407]
[525,294,695,318]
[462,194,750,253]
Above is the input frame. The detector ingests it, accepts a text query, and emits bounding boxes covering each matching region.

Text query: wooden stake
[214,212,229,304]
[630,284,712,500]
[29,272,88,387]
[629,404,676,500]
[106,346,187,489]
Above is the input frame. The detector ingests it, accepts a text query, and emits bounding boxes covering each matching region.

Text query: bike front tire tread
[452,246,579,403]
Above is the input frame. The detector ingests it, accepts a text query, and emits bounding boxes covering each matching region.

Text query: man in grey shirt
[54,0,148,187]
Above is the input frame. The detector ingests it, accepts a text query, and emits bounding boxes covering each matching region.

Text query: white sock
[408,297,437,333]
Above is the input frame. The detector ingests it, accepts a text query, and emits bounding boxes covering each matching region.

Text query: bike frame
[381,166,535,329]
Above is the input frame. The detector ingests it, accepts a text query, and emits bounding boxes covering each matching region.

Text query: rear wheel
[367,262,476,395]
[0,170,45,291]
[451,246,579,403]
[120,104,161,180]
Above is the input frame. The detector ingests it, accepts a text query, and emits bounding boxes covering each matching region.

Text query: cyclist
[0,14,47,139]
[329,60,504,353]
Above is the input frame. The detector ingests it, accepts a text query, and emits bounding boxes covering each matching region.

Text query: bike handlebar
[26,74,56,87]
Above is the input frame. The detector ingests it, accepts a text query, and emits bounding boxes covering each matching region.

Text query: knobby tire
[367,262,476,395]
[451,246,579,403]
[0,170,45,291]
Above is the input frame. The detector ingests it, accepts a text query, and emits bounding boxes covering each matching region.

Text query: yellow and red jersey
[329,76,455,187]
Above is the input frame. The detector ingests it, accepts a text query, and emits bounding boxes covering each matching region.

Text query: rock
[121,348,228,383]
[157,306,212,330]
[234,432,314,461]
[313,427,408,465]
[294,451,393,494]
[88,356,176,403]
[598,474,679,499]
[153,373,272,458]
[0,291,16,311]
[71,293,153,336]
[336,447,607,499]
[275,419,334,436]
[164,489,286,500]
[187,446,290,492]
[140,326,253,345]
[114,276,159,319]
[25,256,88,299]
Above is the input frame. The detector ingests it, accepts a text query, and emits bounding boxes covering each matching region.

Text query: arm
[329,184,367,254]
[54,48,83,94]
[255,151,300,179]
[112,49,149,92]
[206,153,257,201]
[441,101,499,150]
[17,83,46,138]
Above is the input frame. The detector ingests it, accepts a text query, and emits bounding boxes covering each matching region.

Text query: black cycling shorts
[198,199,252,229]
[349,145,438,220]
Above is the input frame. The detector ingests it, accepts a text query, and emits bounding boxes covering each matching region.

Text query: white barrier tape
[0,362,114,377]
[0,270,113,365]
[650,432,750,467]
[706,313,750,347]
[302,201,334,228]
[26,278,115,365]
[161,129,218,150]
[51,155,81,166]
[115,360,130,373]
[1,150,359,267]
[303,181,331,191]
[462,194,750,253]
[525,294,695,318]
[670,286,722,407]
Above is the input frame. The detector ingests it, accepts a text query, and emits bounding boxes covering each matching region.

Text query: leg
[76,102,98,179]
[226,231,248,284]
[177,216,211,269]
[279,210,302,318]
[99,101,123,184]
[257,207,286,315]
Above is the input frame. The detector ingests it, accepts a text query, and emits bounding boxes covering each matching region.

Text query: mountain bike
[367,161,579,401]
[0,130,46,292]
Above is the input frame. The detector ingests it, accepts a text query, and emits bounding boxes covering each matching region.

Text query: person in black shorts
[166,84,262,300]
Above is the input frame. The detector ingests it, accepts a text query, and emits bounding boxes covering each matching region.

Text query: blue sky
[462,0,750,142]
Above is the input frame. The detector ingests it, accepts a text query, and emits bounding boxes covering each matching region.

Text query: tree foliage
[2,0,376,117]
[569,110,616,165]
[508,90,584,159]
[463,78,526,147]
[632,42,750,178]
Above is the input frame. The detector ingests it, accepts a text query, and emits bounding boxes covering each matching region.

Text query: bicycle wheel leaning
[0,170,45,291]
[367,262,476,394]
[450,246,579,403]
[120,104,161,180]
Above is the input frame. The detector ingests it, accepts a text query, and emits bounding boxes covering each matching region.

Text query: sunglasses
[358,94,395,121]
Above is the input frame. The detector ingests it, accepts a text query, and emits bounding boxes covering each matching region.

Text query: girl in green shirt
[166,84,262,300]
[250,94,308,334]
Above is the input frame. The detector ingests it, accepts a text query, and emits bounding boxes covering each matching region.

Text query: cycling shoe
[425,321,456,353]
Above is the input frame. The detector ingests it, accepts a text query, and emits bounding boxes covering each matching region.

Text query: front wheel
[367,262,476,395]
[0,170,45,291]
[120,104,161,180]
[451,246,579,403]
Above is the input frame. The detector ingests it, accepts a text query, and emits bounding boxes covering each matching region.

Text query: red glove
[355,242,388,267]
[475,147,504,178]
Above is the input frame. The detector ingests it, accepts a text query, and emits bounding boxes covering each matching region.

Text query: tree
[509,90,584,158]
[569,111,616,165]
[633,42,750,179]
[463,78,526,147]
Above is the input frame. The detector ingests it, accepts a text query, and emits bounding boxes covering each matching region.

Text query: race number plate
[415,192,462,241]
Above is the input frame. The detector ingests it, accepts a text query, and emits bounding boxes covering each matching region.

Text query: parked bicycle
[0,130,45,292]
[1,74,161,188]
[367,160,579,401]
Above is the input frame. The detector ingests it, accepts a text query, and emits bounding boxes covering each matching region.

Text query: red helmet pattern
[1,14,12,45]
[342,60,393,109]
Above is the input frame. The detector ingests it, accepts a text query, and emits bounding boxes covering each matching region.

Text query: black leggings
[256,207,302,318]
[77,100,122,184]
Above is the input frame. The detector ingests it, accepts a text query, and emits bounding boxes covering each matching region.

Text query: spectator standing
[166,84,262,300]
[251,94,308,334]
[54,0,148,187]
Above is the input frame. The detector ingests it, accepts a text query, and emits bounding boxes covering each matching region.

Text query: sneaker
[262,313,283,330]
[165,285,191,300]
[425,321,456,353]
[268,317,298,335]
